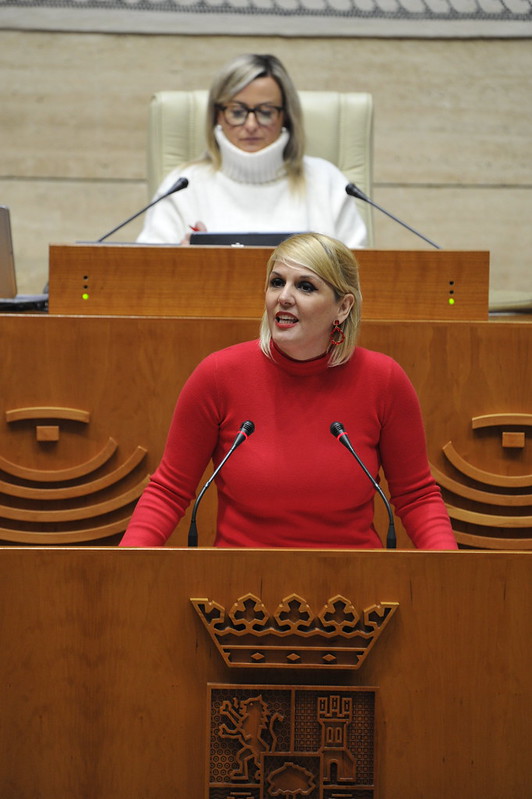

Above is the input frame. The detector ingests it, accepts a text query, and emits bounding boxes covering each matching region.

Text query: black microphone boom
[330,421,396,549]
[345,183,441,250]
[96,177,189,242]
[187,420,255,547]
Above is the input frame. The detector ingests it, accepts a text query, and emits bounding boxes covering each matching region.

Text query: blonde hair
[198,54,305,185]
[259,233,362,367]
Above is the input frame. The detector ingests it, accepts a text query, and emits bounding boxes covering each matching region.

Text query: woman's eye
[270,277,284,288]
[299,281,316,292]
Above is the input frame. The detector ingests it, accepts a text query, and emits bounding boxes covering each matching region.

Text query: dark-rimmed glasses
[217,103,284,127]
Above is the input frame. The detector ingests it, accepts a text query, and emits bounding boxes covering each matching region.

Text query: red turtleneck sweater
[120,340,457,549]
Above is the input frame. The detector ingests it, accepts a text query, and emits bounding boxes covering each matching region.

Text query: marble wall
[1,31,531,300]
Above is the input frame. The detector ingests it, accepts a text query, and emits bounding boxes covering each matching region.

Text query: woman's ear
[337,293,355,323]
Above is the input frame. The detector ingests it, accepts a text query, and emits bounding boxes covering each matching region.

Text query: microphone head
[345,183,367,202]
[330,421,345,437]
[167,176,189,195]
[240,420,255,437]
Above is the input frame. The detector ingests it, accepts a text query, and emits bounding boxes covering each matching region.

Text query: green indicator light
[82,293,89,301]
[448,297,455,305]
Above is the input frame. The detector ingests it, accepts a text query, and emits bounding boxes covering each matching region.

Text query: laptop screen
[0,206,17,298]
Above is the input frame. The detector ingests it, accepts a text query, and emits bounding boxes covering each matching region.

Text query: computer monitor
[0,206,48,310]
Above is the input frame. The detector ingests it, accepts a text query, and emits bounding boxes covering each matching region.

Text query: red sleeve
[379,360,458,550]
[119,354,222,547]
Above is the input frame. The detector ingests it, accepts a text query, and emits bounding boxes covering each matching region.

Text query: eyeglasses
[217,103,284,127]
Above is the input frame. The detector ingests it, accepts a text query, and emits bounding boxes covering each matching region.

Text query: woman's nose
[243,111,260,131]
[279,285,294,305]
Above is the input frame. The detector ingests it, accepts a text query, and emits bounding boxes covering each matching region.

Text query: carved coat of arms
[208,685,376,799]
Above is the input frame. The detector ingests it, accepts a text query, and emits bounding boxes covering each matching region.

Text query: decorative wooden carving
[0,446,148,500]
[0,405,149,543]
[442,441,531,488]
[431,413,532,549]
[208,684,376,798]
[471,413,532,430]
[0,478,148,523]
[192,593,398,670]
[5,406,91,423]
[0,436,119,482]
[35,425,60,442]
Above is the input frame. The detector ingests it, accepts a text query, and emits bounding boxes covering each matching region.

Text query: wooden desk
[48,245,490,321]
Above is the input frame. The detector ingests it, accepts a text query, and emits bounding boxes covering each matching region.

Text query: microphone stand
[331,422,396,549]
[187,421,255,547]
[187,448,233,549]
[346,183,441,250]
[96,177,189,242]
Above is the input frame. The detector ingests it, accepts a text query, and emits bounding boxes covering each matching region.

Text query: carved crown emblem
[191,592,398,669]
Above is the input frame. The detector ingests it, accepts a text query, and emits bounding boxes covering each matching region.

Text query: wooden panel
[0,314,258,545]
[0,315,530,548]
[361,319,532,549]
[0,548,529,798]
[47,244,490,321]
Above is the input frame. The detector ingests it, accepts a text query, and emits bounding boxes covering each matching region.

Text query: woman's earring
[330,320,345,346]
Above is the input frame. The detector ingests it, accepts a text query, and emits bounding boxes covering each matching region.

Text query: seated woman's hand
[180,220,207,246]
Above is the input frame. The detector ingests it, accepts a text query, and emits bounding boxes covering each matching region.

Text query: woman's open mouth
[275,313,298,329]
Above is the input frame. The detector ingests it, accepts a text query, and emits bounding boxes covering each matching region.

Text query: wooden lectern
[0,243,530,798]
[0,547,529,798]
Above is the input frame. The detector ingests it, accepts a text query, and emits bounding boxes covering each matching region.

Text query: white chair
[146,89,374,245]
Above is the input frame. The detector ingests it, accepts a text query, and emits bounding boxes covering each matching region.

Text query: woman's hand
[180,220,207,246]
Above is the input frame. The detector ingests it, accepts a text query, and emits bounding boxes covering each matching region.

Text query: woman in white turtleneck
[136,54,367,248]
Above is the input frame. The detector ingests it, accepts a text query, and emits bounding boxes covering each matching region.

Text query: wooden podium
[0,244,530,797]
[0,547,529,798]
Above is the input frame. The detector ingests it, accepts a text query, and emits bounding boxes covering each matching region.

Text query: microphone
[330,421,396,549]
[345,183,441,250]
[187,420,255,547]
[96,176,189,242]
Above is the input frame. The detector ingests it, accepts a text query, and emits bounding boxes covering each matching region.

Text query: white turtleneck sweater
[136,127,367,248]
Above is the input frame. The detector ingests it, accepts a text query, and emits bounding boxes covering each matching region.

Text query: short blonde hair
[259,233,362,367]
[201,54,305,183]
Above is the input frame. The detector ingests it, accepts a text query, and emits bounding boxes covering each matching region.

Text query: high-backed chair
[146,90,374,246]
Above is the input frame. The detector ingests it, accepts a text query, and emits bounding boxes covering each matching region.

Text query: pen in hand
[181,221,207,246]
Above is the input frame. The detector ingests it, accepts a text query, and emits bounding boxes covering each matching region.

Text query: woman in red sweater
[120,233,457,550]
